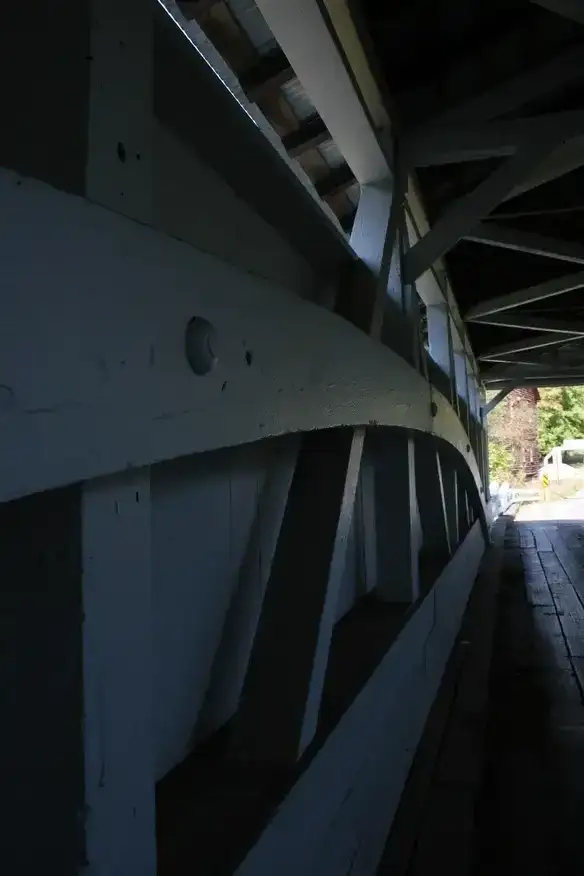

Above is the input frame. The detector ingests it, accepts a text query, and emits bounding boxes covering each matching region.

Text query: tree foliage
[487,389,539,483]
[489,440,513,483]
[538,387,584,453]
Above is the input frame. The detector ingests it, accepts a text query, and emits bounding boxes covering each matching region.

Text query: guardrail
[489,483,540,521]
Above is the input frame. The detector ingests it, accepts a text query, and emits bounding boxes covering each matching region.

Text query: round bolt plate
[185,317,218,376]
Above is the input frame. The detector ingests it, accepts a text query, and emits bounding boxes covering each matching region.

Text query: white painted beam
[480,332,580,360]
[348,179,403,337]
[404,196,479,378]
[399,215,425,373]
[407,111,584,168]
[83,5,157,875]
[470,312,584,334]
[454,350,471,422]
[529,0,584,25]
[494,374,584,388]
[415,441,452,562]
[482,361,548,379]
[253,0,388,183]
[482,356,557,367]
[319,0,389,132]
[0,169,486,503]
[482,363,584,383]
[403,140,557,283]
[407,128,511,169]
[505,134,584,201]
[277,0,479,382]
[440,452,460,550]
[162,0,346,238]
[245,1,480,382]
[83,468,156,876]
[373,432,420,602]
[230,427,366,764]
[155,3,351,270]
[465,223,584,265]
[427,304,452,383]
[483,388,513,415]
[465,271,584,320]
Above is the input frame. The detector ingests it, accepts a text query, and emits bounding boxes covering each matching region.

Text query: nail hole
[117,142,127,163]
[115,501,120,515]
[245,350,253,367]
[135,492,140,503]
[185,316,218,376]
[221,381,227,392]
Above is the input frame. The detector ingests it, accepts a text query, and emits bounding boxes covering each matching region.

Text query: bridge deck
[379,508,584,875]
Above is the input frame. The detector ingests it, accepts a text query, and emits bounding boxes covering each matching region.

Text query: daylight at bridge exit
[5,1,584,874]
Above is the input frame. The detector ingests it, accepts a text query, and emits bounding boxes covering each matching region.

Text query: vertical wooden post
[82,2,156,872]
[230,428,366,763]
[440,452,459,551]
[355,439,379,594]
[82,469,156,876]
[373,431,420,603]
[457,472,470,541]
[415,438,451,590]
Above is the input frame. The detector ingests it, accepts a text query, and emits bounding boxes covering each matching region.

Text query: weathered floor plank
[539,549,584,658]
[474,517,584,876]
[379,511,584,876]
[374,502,584,876]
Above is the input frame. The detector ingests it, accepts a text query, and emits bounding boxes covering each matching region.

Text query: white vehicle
[539,439,584,483]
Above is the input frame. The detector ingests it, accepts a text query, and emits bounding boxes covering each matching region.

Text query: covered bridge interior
[2,1,584,874]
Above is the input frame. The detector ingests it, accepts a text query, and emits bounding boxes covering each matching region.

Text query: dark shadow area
[0,487,84,874]
[419,548,453,595]
[473,522,584,875]
[377,513,584,875]
[318,595,409,728]
[376,513,507,876]
[156,593,412,875]
[156,422,485,875]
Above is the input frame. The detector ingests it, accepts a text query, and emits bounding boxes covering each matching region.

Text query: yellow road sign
[542,473,550,488]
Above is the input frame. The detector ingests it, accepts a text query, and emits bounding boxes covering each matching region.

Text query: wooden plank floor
[377,516,508,876]
[474,518,584,875]
[378,511,584,876]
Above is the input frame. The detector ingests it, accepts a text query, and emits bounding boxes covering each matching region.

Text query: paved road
[516,492,584,522]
